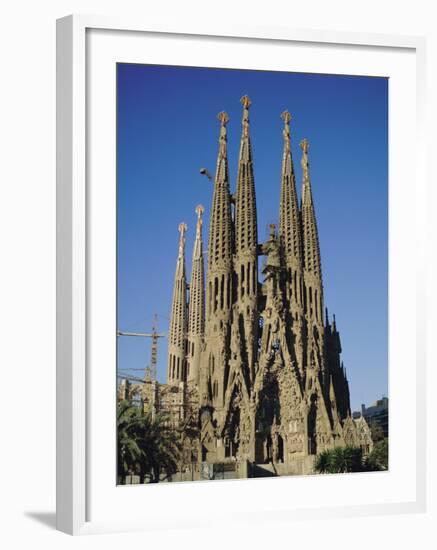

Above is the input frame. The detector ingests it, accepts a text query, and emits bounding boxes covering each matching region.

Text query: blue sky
[117,63,388,412]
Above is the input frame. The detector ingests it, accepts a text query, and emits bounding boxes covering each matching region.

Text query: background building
[353,396,389,438]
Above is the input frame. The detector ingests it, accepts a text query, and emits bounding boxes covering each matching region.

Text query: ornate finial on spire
[300,138,310,184]
[240,96,251,139]
[281,111,292,151]
[217,112,229,159]
[217,111,229,126]
[195,204,204,219]
[240,95,252,109]
[300,138,309,154]
[281,110,292,124]
[195,204,204,237]
[178,222,187,255]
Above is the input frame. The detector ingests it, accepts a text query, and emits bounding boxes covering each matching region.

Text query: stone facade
[164,97,372,477]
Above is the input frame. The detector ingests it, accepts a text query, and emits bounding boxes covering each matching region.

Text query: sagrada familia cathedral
[157,96,372,478]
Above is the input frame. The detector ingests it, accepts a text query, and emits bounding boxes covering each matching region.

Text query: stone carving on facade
[162,98,372,476]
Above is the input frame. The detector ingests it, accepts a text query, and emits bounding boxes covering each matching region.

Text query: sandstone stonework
[164,97,372,477]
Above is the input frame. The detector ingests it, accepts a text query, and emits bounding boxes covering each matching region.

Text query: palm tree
[137,412,181,483]
[336,446,363,472]
[314,446,365,474]
[117,401,182,484]
[117,400,143,484]
[314,450,331,474]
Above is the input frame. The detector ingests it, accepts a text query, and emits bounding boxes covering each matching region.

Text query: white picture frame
[56,14,427,535]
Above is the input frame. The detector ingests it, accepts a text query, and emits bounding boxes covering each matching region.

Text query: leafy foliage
[314,446,365,474]
[117,400,182,484]
[366,438,388,471]
[117,400,143,481]
[369,421,385,443]
[314,440,389,474]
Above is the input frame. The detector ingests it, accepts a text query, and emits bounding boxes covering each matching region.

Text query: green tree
[314,446,365,474]
[314,450,331,474]
[369,421,385,443]
[117,401,182,484]
[137,411,182,483]
[117,400,143,484]
[366,438,388,471]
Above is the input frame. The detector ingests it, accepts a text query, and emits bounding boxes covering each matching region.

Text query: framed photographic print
[56,15,427,535]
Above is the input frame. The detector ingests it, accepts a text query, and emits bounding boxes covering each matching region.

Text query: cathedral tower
[234,96,259,385]
[279,111,302,288]
[202,112,234,413]
[167,222,188,384]
[278,111,305,376]
[187,205,205,384]
[300,139,325,385]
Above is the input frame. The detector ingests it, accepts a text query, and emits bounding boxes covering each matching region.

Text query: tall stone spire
[279,111,303,305]
[187,205,205,384]
[201,112,234,415]
[300,139,322,281]
[235,95,258,255]
[207,111,233,273]
[279,111,302,264]
[300,139,325,388]
[167,222,188,385]
[234,95,259,384]
[205,111,233,324]
[278,111,305,377]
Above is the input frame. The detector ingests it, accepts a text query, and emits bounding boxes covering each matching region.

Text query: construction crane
[117,314,166,382]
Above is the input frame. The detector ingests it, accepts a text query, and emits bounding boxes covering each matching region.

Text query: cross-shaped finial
[240,95,252,109]
[300,138,309,153]
[178,222,187,236]
[217,111,229,126]
[195,204,204,220]
[281,110,292,124]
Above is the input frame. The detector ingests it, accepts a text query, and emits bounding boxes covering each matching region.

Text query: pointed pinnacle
[281,111,292,152]
[300,138,309,153]
[195,205,204,237]
[300,138,311,190]
[217,111,229,126]
[195,204,204,219]
[281,110,292,124]
[240,96,251,139]
[178,222,187,253]
[240,95,252,109]
[217,112,229,159]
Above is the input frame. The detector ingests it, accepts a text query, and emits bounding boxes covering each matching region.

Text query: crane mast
[117,313,166,383]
